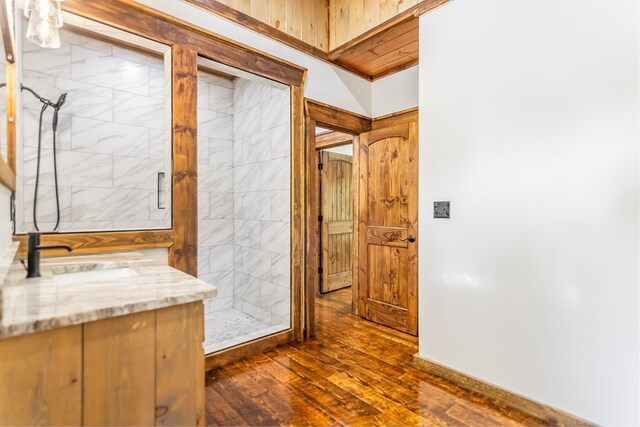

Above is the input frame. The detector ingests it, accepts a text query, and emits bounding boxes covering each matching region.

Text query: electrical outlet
[434,201,450,218]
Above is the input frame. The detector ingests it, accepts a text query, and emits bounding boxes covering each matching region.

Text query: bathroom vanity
[0,250,217,426]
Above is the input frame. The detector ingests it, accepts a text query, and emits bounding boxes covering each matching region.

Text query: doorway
[305,100,420,338]
[317,130,354,294]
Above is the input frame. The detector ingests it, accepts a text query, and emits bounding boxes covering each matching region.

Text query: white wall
[136,0,373,117]
[371,66,418,117]
[419,1,639,426]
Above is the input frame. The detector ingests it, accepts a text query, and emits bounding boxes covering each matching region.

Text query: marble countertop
[0,252,217,339]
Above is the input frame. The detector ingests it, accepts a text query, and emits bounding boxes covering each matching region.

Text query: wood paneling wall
[215,0,329,51]
[329,0,419,49]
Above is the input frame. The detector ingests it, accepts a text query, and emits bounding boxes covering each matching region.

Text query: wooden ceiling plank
[355,39,418,71]
[340,25,418,66]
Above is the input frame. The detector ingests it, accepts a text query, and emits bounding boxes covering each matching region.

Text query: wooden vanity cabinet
[0,302,205,426]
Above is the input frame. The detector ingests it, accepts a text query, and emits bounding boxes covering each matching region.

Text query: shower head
[51,93,67,131]
[55,93,67,109]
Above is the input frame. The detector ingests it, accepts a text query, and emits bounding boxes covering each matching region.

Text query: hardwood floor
[205,289,544,426]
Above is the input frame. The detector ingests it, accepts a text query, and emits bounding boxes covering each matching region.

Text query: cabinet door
[156,302,205,426]
[83,310,156,426]
[0,326,82,426]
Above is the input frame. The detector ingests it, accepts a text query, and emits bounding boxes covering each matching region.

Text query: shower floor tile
[203,308,288,354]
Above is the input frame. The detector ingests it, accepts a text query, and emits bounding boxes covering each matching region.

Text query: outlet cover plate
[434,201,450,218]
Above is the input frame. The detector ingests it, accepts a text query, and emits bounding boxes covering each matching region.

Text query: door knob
[402,235,416,243]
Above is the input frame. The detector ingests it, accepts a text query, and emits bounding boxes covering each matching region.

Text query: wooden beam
[305,99,371,134]
[291,83,306,341]
[186,0,327,59]
[316,131,354,150]
[13,230,175,257]
[5,59,15,173]
[183,0,371,81]
[169,46,198,276]
[61,0,306,86]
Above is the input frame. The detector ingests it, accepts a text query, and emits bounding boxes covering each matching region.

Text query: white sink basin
[52,267,139,284]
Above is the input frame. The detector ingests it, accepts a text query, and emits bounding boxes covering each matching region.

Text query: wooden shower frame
[6,0,308,364]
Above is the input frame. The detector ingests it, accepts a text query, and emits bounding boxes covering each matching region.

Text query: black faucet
[26,232,73,278]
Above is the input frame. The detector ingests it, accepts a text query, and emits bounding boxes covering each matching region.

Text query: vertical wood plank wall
[216,0,329,50]
[209,0,421,51]
[329,0,419,48]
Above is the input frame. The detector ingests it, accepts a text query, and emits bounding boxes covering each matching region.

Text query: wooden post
[169,46,198,276]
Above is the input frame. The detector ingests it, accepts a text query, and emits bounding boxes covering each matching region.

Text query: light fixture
[24,0,63,49]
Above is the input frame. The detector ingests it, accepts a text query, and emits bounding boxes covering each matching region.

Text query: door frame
[304,99,418,338]
[304,100,370,338]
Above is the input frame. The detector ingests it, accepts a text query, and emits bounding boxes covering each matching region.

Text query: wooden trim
[185,0,327,59]
[372,106,419,129]
[305,99,371,134]
[327,0,448,61]
[61,0,306,87]
[412,354,594,427]
[6,59,16,172]
[169,46,198,276]
[370,57,419,81]
[13,230,175,257]
[316,131,353,150]
[0,156,15,191]
[355,132,368,318]
[351,135,360,315]
[304,101,377,323]
[291,83,306,342]
[183,0,371,81]
[205,330,292,371]
[304,118,319,338]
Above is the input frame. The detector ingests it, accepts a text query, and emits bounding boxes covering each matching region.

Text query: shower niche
[15,12,172,233]
[196,57,291,353]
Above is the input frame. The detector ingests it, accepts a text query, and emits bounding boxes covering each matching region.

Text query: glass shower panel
[16,13,172,233]
[196,57,291,354]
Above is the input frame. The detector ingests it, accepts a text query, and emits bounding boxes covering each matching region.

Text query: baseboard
[412,354,594,427]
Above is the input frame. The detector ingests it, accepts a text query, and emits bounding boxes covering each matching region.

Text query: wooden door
[320,151,354,293]
[355,122,418,335]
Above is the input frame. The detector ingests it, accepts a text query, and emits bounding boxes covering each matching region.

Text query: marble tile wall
[197,71,235,314]
[232,78,291,328]
[18,27,171,232]
[197,72,291,331]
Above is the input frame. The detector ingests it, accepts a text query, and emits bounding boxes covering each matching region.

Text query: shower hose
[21,85,67,232]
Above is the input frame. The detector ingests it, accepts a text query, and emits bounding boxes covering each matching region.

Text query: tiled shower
[16,18,292,354]
[197,65,291,353]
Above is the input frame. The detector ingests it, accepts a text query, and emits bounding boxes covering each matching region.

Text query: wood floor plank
[205,288,544,426]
